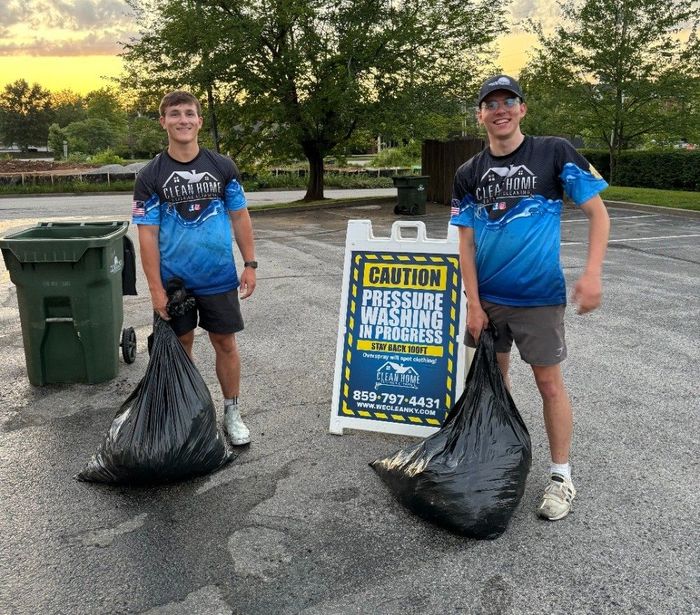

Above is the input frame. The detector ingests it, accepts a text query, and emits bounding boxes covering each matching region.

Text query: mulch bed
[0,160,100,175]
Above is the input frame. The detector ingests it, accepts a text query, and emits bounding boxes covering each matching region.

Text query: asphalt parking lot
[0,193,698,614]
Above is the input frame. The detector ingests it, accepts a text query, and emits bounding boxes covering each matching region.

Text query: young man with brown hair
[450,75,610,520]
[132,90,257,445]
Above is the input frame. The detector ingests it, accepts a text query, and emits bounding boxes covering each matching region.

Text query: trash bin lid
[0,220,129,264]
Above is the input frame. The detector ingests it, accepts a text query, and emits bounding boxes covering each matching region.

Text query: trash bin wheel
[121,327,137,364]
[394,204,402,215]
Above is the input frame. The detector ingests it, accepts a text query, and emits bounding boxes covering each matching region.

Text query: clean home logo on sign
[375,362,420,390]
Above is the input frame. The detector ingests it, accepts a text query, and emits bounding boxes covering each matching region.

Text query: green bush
[89,149,126,165]
[324,174,393,188]
[368,141,421,168]
[0,179,135,195]
[63,117,117,156]
[241,171,393,191]
[243,172,307,191]
[66,152,90,163]
[616,151,700,190]
[0,169,392,195]
[579,149,700,190]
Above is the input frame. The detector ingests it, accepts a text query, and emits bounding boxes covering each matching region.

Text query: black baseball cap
[477,75,524,105]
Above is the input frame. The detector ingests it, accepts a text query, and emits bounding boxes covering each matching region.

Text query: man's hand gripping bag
[76,317,233,484]
[371,328,531,539]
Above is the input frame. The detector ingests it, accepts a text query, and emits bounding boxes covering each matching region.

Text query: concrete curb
[249,195,396,214]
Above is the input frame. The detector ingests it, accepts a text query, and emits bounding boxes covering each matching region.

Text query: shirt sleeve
[555,139,609,206]
[224,158,247,212]
[225,179,247,211]
[449,162,477,227]
[131,164,161,226]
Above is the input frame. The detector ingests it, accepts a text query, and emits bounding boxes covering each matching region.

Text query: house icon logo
[161,169,222,206]
[375,362,420,390]
[481,164,535,183]
[164,169,218,187]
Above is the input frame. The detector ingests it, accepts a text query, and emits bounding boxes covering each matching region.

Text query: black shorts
[169,289,244,337]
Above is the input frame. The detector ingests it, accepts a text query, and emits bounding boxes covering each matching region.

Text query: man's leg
[209,332,240,399]
[531,363,576,520]
[531,364,572,463]
[496,352,512,392]
[177,330,195,359]
[210,332,250,445]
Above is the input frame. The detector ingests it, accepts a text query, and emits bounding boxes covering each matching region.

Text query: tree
[0,79,53,151]
[64,118,117,155]
[85,88,128,131]
[50,90,87,127]
[120,116,167,158]
[122,0,505,200]
[48,123,68,158]
[520,0,700,183]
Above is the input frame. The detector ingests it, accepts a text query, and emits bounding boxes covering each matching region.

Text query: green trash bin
[392,175,430,216]
[0,221,129,386]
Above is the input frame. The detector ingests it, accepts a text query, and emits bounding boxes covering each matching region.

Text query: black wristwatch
[244,260,258,269]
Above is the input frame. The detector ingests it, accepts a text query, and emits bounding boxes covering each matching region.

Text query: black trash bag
[146,277,196,355]
[370,328,532,539]
[76,316,234,484]
[121,235,138,296]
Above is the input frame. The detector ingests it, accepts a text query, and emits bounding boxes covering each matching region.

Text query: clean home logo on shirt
[161,170,222,203]
[476,164,537,201]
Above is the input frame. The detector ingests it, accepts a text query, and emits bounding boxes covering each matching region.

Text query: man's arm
[572,195,610,314]
[458,226,488,340]
[229,208,256,299]
[137,224,169,320]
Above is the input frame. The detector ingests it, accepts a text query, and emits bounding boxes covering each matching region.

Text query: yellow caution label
[356,339,444,357]
[362,264,447,290]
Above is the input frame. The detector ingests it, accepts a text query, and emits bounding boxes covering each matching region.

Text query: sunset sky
[0,1,557,95]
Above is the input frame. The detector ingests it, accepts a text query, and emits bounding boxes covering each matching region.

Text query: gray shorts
[466,301,567,366]
[169,289,244,337]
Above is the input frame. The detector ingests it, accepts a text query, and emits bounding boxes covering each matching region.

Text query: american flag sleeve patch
[450,198,460,216]
[132,200,145,217]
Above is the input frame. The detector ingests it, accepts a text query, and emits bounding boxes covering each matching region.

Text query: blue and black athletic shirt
[131,148,247,296]
[450,136,608,307]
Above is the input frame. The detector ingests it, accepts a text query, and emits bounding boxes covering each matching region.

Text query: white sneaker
[224,405,250,445]
[537,474,576,521]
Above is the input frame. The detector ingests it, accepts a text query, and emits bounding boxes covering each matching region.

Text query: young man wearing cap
[450,75,610,520]
[132,90,257,446]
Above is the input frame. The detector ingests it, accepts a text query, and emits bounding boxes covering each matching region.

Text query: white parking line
[565,214,655,223]
[563,234,700,246]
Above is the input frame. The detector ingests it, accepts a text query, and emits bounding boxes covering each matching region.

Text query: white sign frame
[329,220,468,437]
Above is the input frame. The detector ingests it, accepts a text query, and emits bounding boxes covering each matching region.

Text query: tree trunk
[207,85,220,153]
[608,146,616,186]
[303,146,325,201]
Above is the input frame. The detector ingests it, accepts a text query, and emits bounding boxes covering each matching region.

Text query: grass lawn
[602,186,700,211]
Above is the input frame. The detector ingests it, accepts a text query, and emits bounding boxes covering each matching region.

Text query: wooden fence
[422,138,484,205]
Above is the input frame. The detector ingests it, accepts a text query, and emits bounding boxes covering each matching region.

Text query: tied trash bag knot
[75,314,234,484]
[370,327,532,539]
[165,277,195,317]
